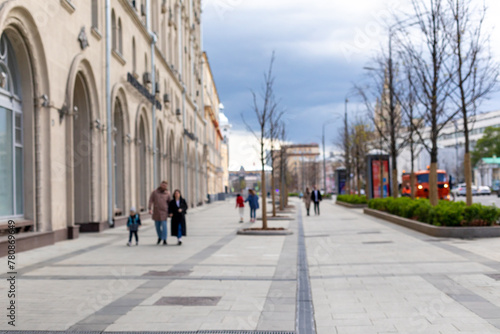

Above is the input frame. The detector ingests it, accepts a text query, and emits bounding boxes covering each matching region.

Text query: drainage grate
[358,231,381,234]
[7,331,295,334]
[304,234,330,238]
[154,296,222,306]
[143,270,192,277]
[362,241,393,244]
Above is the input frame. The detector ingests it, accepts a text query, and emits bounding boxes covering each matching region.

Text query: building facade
[0,0,227,243]
[202,52,226,200]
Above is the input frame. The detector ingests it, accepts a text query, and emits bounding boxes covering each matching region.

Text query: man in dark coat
[169,189,188,245]
[311,185,322,215]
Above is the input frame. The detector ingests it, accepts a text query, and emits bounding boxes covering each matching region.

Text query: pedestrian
[168,189,188,245]
[127,206,141,246]
[311,185,322,215]
[148,180,171,245]
[303,187,312,216]
[245,189,259,223]
[235,193,245,223]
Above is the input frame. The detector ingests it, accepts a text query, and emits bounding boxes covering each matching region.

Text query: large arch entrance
[138,117,148,211]
[72,73,92,224]
[113,99,125,215]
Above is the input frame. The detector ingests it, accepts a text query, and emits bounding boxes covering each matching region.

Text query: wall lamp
[38,94,78,123]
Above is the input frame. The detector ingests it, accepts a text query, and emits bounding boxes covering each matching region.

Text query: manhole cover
[362,241,393,244]
[143,270,192,277]
[154,296,222,306]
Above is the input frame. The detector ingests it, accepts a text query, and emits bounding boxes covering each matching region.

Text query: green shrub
[288,192,299,197]
[337,195,368,205]
[367,197,500,227]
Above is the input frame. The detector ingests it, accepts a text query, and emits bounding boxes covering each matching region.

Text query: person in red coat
[235,194,245,223]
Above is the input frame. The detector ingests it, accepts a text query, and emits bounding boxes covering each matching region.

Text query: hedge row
[337,195,368,204]
[368,197,500,227]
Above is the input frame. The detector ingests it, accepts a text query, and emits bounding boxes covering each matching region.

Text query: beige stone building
[0,0,227,249]
[202,52,227,199]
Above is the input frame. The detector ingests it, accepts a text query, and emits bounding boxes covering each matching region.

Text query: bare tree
[279,124,288,211]
[242,53,279,229]
[445,0,499,205]
[268,110,284,217]
[358,47,410,198]
[396,59,424,199]
[400,0,458,206]
[351,118,372,195]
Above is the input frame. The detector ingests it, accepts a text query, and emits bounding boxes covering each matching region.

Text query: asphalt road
[454,194,500,206]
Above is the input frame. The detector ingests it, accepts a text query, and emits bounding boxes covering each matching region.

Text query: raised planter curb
[237,229,293,236]
[364,207,500,238]
[336,201,368,209]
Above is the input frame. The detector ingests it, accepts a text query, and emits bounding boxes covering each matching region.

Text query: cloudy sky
[202,0,500,169]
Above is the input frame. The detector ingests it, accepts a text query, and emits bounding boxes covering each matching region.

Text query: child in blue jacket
[127,207,142,246]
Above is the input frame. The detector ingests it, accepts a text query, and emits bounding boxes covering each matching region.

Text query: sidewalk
[0,198,499,333]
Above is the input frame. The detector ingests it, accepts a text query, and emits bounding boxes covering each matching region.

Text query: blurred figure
[311,185,322,215]
[303,187,311,216]
[235,193,245,223]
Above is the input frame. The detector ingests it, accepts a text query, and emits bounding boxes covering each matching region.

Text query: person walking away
[127,206,141,246]
[148,180,171,245]
[169,189,188,245]
[303,187,312,216]
[235,194,245,223]
[311,185,322,215]
[245,189,259,223]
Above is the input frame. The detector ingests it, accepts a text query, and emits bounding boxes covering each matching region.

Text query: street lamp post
[344,96,351,194]
[322,119,339,194]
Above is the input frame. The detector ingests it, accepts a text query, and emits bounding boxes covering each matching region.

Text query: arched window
[118,18,123,54]
[132,37,136,74]
[111,10,116,50]
[0,34,23,217]
[91,0,98,29]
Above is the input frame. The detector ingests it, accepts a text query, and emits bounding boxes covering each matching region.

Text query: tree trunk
[391,167,398,198]
[429,162,438,206]
[261,168,267,229]
[464,152,473,206]
[271,170,276,216]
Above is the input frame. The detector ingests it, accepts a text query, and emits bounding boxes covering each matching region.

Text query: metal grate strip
[6,331,295,334]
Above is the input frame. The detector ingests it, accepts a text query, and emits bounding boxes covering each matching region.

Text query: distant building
[398,109,500,184]
[475,156,500,188]
[272,144,320,193]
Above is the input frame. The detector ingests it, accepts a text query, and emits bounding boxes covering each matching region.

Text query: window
[132,37,136,74]
[91,0,98,29]
[0,34,23,218]
[111,10,116,50]
[118,18,123,54]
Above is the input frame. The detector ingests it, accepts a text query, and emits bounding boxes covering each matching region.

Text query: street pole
[453,120,459,183]
[105,0,113,226]
[322,125,326,193]
[344,97,350,194]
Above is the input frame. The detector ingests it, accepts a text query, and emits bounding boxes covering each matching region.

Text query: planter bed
[364,208,500,238]
[336,201,368,209]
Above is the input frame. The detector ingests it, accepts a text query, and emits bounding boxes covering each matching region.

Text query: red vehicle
[401,168,450,200]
